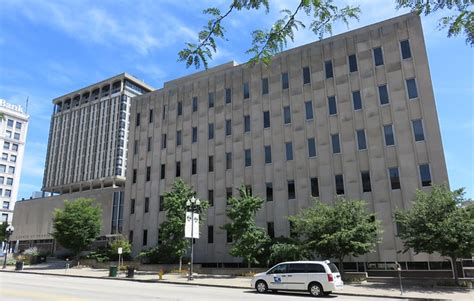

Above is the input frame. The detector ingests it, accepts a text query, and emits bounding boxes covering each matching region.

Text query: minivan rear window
[307,264,325,273]
[328,263,339,273]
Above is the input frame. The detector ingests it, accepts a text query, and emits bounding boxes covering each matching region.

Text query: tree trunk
[338,258,344,277]
[451,257,460,286]
[179,256,182,272]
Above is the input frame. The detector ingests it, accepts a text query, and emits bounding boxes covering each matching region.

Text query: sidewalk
[1,264,472,301]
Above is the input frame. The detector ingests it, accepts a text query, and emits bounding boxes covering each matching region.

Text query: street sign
[184,212,199,239]
[118,247,123,254]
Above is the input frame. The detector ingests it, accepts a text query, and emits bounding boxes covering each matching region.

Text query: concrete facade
[0,99,29,224]
[125,13,448,264]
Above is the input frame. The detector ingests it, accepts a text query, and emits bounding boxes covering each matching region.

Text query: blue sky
[0,0,472,199]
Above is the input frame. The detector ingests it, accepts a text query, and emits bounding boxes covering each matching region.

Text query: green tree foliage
[289,198,381,274]
[269,240,310,266]
[52,198,101,259]
[397,0,474,45]
[86,238,132,262]
[394,185,474,285]
[179,0,360,69]
[223,186,270,268]
[141,179,208,264]
[0,222,8,242]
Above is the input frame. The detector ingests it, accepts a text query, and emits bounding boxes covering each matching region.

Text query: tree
[289,198,381,274]
[158,179,208,265]
[396,0,474,45]
[394,185,474,285]
[0,222,8,243]
[52,198,101,262]
[223,186,270,268]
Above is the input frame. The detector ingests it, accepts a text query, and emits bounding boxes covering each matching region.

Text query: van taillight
[327,273,334,282]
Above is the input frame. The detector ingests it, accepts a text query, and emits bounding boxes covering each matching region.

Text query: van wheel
[308,282,324,297]
[256,280,268,294]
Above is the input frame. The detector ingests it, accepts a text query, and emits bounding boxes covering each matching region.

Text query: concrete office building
[125,13,448,266]
[0,99,29,224]
[11,74,153,248]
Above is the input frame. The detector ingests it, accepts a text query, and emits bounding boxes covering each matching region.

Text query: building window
[146,166,151,181]
[162,105,167,120]
[147,137,152,152]
[260,111,270,129]
[266,183,273,202]
[129,231,134,244]
[226,152,232,170]
[348,54,358,72]
[261,77,269,95]
[281,72,289,90]
[208,92,215,108]
[373,47,384,66]
[208,226,214,243]
[406,79,418,99]
[328,96,337,115]
[192,127,198,143]
[208,190,214,207]
[132,169,137,184]
[11,144,18,151]
[208,123,214,140]
[133,140,138,155]
[176,162,181,177]
[192,97,198,112]
[285,142,293,161]
[306,138,317,157]
[5,189,11,197]
[288,180,295,199]
[378,85,389,105]
[9,155,16,163]
[244,115,250,132]
[356,130,367,150]
[225,88,232,104]
[159,196,164,211]
[8,166,14,174]
[419,164,432,187]
[176,130,182,146]
[144,197,149,213]
[325,60,333,79]
[335,174,344,195]
[283,106,291,124]
[243,82,250,99]
[6,131,12,139]
[162,134,167,149]
[227,231,233,243]
[226,188,232,202]
[0,177,4,184]
[1,153,7,161]
[0,165,5,173]
[149,109,154,123]
[267,222,275,238]
[412,119,425,141]
[3,142,9,150]
[209,156,214,172]
[264,145,272,164]
[16,122,22,130]
[400,40,412,59]
[331,134,341,154]
[177,101,182,116]
[143,230,148,246]
[384,124,395,146]
[136,113,141,127]
[311,177,319,197]
[13,133,20,140]
[303,66,311,84]
[192,158,197,175]
[352,91,362,110]
[361,171,372,192]
[305,101,314,120]
[223,119,231,136]
[245,149,251,167]
[7,119,13,127]
[6,178,13,186]
[161,164,165,179]
[130,199,135,214]
[389,167,401,190]
[2,201,9,209]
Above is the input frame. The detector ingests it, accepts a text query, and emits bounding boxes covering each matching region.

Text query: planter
[15,261,24,271]
[127,267,135,278]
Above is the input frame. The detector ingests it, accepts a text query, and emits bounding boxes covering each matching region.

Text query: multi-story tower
[125,13,449,265]
[0,99,29,223]
[42,73,154,194]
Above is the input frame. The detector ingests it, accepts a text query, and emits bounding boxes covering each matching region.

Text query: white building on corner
[0,99,29,224]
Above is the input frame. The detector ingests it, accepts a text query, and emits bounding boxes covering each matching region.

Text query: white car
[250,260,343,297]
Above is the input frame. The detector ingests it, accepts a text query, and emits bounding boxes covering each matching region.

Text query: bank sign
[0,99,24,113]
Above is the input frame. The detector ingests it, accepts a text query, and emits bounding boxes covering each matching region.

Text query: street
[0,273,406,301]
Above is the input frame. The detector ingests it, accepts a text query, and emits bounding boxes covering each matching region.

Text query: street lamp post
[2,225,15,269]
[186,196,200,281]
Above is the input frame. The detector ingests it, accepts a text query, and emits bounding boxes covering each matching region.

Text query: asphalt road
[1,272,407,301]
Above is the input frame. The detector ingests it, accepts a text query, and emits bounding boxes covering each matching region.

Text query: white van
[250,260,343,297]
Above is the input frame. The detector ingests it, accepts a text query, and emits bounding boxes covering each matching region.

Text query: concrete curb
[0,270,451,301]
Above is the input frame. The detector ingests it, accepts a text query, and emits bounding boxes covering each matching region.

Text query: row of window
[0,188,12,198]
[6,119,22,130]
[0,176,14,186]
[0,164,15,174]
[1,153,17,163]
[3,142,19,152]
[4,130,21,141]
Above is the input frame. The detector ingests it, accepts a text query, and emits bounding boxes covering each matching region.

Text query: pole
[2,240,9,269]
[189,207,194,281]
[396,262,403,295]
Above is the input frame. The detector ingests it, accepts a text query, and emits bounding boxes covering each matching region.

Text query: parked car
[250,260,343,297]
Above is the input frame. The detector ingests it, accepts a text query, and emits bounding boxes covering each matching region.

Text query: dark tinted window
[142,230,148,246]
[208,123,214,139]
[400,40,411,59]
[226,152,232,170]
[209,156,214,172]
[331,134,341,154]
[263,111,270,128]
[160,164,165,179]
[352,91,362,110]
[406,79,418,99]
[136,113,140,127]
[208,190,214,206]
[159,196,164,211]
[282,72,289,89]
[267,222,275,238]
[177,101,182,116]
[192,127,197,143]
[243,82,250,99]
[389,167,400,190]
[328,96,337,115]
[412,119,425,141]
[176,130,182,146]
[307,264,325,273]
[305,101,314,120]
[288,180,295,199]
[373,47,384,66]
[162,134,167,149]
[146,166,151,181]
[357,130,367,150]
[325,60,333,79]
[419,164,432,187]
[244,115,250,132]
[379,85,389,105]
[308,138,317,157]
[303,66,311,84]
[361,171,372,192]
[288,264,306,273]
[192,158,197,175]
[283,106,291,124]
[192,97,198,112]
[176,162,181,177]
[285,142,293,161]
[262,78,269,95]
[384,124,395,146]
[311,177,319,197]
[225,88,232,104]
[208,92,215,108]
[226,119,232,136]
[328,263,339,273]
[208,226,214,243]
[348,54,358,72]
[266,183,273,202]
[335,174,344,195]
[264,145,272,164]
[130,199,135,214]
[245,149,251,167]
[149,109,153,123]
